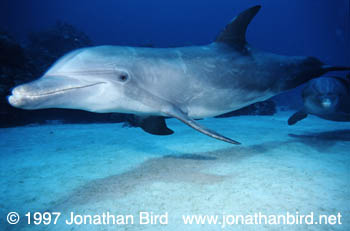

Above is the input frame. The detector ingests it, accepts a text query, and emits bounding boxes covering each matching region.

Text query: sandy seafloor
[0,112,349,231]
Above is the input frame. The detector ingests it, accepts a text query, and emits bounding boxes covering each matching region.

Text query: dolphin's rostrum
[8,6,350,144]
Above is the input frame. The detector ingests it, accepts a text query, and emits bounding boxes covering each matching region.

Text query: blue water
[3,0,349,62]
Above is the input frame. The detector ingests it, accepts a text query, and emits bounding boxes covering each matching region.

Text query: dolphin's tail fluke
[322,65,350,73]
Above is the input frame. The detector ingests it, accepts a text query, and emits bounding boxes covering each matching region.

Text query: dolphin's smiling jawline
[25,82,106,97]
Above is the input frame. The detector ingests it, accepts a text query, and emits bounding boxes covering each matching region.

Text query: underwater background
[0,0,349,230]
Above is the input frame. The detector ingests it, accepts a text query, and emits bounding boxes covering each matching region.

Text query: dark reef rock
[216,99,276,118]
[0,30,30,95]
[26,21,92,75]
[0,22,92,94]
[0,108,125,127]
[0,30,37,122]
[0,30,26,68]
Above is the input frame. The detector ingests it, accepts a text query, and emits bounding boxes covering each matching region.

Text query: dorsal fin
[215,5,261,50]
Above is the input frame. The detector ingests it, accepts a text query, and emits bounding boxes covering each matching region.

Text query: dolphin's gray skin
[288,75,350,125]
[7,6,350,144]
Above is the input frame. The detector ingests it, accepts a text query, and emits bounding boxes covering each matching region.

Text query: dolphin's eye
[119,74,128,82]
[117,73,130,83]
[113,67,130,83]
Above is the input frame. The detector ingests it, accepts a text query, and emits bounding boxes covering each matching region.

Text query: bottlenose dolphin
[288,75,350,125]
[8,6,350,144]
